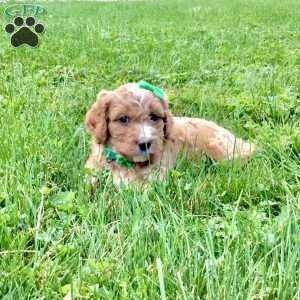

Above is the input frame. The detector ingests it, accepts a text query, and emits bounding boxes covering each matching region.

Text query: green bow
[103,145,135,168]
[138,80,165,100]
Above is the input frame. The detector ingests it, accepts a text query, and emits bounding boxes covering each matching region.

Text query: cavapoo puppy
[85,81,255,185]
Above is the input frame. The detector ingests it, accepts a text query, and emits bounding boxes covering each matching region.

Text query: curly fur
[85,83,255,185]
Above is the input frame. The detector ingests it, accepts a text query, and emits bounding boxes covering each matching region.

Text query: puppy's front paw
[84,172,98,196]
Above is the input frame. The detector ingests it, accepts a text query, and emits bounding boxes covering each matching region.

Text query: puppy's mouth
[133,155,154,168]
[136,160,150,168]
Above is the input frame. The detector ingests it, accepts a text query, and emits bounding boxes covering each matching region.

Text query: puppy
[85,82,255,185]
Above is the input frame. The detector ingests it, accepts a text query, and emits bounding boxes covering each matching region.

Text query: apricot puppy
[85,82,255,185]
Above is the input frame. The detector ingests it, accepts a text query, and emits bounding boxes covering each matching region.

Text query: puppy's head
[85,83,173,167]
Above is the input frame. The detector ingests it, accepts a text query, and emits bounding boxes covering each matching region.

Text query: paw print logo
[5,16,44,48]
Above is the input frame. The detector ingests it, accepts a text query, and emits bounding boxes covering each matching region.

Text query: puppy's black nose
[139,142,152,152]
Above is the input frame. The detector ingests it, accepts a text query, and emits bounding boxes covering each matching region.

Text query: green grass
[1,0,300,298]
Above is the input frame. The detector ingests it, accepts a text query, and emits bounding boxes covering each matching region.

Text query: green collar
[138,80,165,100]
[103,145,135,168]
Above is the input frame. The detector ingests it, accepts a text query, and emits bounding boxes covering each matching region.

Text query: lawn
[1,0,300,298]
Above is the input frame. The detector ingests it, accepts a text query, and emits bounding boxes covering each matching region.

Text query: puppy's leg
[173,117,255,160]
[84,143,106,192]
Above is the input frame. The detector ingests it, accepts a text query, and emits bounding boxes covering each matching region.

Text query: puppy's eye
[150,113,161,122]
[119,116,129,124]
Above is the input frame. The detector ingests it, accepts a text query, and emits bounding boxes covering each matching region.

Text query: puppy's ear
[163,110,174,139]
[162,100,174,139]
[85,90,112,144]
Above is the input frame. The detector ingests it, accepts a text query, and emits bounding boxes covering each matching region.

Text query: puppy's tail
[173,117,256,160]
